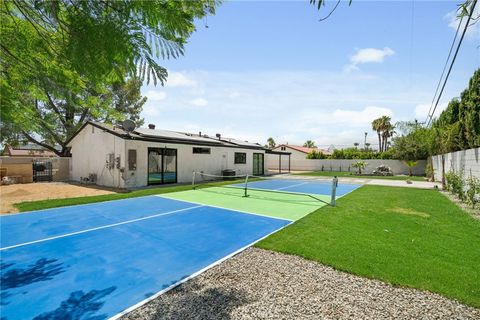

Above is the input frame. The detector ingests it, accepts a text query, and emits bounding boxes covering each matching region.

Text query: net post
[243,174,249,197]
[192,171,196,189]
[330,176,338,206]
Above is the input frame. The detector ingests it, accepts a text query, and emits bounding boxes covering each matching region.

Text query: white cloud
[145,90,166,101]
[140,70,461,147]
[301,106,394,127]
[414,103,448,120]
[446,7,480,39]
[345,47,395,72]
[166,72,197,87]
[190,97,208,106]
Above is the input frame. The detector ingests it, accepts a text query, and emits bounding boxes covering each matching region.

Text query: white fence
[266,156,426,176]
[431,147,480,182]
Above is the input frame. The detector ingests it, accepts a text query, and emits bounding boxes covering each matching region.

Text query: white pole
[192,171,196,189]
[331,176,338,206]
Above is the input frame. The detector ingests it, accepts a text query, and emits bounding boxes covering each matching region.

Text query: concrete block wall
[266,156,426,176]
[432,147,480,182]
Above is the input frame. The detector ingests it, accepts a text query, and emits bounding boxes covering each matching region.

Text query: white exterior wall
[267,157,426,175]
[69,124,127,188]
[69,124,267,188]
[124,140,266,188]
[432,147,480,182]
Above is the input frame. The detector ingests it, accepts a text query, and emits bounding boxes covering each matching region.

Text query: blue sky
[142,0,479,149]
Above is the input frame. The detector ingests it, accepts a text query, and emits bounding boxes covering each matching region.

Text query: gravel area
[122,248,480,320]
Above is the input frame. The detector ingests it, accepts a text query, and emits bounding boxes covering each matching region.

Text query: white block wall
[432,147,480,182]
[266,156,426,175]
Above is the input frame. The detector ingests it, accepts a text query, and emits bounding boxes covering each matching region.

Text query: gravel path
[122,248,479,320]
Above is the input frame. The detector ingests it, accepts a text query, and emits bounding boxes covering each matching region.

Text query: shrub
[466,176,480,209]
[372,165,393,176]
[425,161,433,180]
[351,160,368,174]
[306,150,327,159]
[445,170,465,201]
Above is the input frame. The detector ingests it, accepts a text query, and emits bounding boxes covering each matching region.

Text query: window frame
[234,152,247,164]
[192,147,211,154]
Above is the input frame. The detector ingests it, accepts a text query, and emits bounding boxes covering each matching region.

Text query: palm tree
[365,142,371,150]
[353,142,359,149]
[372,115,394,152]
[403,160,418,176]
[303,140,316,148]
[372,118,383,152]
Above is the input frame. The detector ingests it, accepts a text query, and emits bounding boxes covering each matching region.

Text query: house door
[253,153,264,176]
[148,148,177,185]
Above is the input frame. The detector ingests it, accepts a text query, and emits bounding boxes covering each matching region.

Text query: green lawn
[14,179,245,212]
[257,185,480,307]
[296,170,427,181]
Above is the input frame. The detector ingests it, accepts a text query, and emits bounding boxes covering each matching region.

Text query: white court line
[0,205,204,251]
[274,181,310,191]
[109,219,294,320]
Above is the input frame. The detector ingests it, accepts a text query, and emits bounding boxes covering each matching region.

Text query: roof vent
[148,124,156,130]
[216,133,221,140]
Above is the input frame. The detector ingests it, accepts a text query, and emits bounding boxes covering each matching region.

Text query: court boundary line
[109,220,294,320]
[0,205,204,251]
[274,181,310,191]
[156,195,296,222]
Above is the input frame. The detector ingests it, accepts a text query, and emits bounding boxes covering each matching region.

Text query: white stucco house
[66,121,289,189]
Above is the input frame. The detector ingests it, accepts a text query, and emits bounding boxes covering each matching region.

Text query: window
[128,149,137,170]
[234,152,246,164]
[193,147,211,154]
[281,146,286,151]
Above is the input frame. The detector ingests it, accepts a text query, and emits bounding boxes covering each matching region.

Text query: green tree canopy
[303,140,316,148]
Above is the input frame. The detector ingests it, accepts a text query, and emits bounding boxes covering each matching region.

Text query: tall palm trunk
[377,132,382,152]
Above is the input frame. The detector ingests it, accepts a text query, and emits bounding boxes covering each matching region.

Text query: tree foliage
[303,140,316,148]
[393,69,480,161]
[372,116,394,152]
[1,0,219,156]
[266,137,276,149]
[1,0,218,85]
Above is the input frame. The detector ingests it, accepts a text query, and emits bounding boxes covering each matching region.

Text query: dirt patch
[389,207,430,218]
[0,182,117,214]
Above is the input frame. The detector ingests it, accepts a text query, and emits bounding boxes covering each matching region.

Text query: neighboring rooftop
[273,144,332,155]
[2,144,57,157]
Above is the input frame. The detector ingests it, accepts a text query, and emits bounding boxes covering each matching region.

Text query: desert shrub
[351,160,368,174]
[445,170,465,200]
[466,176,480,209]
[306,150,328,159]
[372,165,393,176]
[425,161,433,180]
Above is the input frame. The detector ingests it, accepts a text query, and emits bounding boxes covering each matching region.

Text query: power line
[425,9,463,123]
[426,0,477,126]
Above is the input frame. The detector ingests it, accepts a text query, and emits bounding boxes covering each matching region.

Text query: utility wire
[426,0,477,126]
[425,10,464,124]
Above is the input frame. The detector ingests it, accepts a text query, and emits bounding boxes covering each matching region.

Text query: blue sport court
[0,177,360,319]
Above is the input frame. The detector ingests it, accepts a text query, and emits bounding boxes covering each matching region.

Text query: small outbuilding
[67,121,289,189]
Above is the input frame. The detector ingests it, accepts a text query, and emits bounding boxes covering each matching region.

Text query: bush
[466,176,480,209]
[351,160,368,174]
[372,165,393,176]
[445,170,465,201]
[306,150,328,159]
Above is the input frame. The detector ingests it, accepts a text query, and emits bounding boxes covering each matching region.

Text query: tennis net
[191,171,338,206]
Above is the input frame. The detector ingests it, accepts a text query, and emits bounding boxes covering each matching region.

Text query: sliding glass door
[148,148,177,185]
